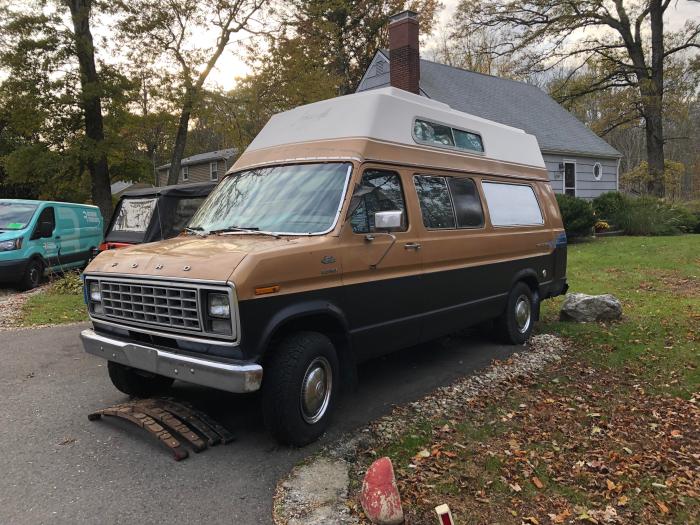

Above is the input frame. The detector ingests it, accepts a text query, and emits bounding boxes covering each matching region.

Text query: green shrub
[613,197,698,236]
[592,192,626,222]
[555,194,596,237]
[49,271,84,295]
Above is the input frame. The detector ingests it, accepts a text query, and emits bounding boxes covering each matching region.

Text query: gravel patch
[272,334,568,525]
[0,286,48,331]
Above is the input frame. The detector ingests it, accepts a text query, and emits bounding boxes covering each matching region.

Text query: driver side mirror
[374,210,402,231]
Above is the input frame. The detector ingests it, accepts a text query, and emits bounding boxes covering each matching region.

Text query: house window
[413,119,484,153]
[210,161,218,181]
[564,162,575,196]
[593,162,602,181]
[181,166,189,182]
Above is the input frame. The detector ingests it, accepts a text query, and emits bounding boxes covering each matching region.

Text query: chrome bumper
[80,329,263,393]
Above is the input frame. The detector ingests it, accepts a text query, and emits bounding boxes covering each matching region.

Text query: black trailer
[100,182,216,251]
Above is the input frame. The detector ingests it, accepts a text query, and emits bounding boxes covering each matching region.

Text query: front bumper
[80,329,263,393]
[0,258,28,283]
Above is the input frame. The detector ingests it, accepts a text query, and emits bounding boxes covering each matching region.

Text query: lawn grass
[354,235,700,525]
[20,273,88,326]
[538,235,700,397]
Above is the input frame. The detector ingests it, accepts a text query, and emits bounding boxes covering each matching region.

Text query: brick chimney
[389,10,420,94]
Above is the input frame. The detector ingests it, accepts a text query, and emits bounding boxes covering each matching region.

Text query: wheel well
[267,313,356,390]
[517,275,541,321]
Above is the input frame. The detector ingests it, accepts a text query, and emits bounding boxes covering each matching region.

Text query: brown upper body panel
[231,139,549,182]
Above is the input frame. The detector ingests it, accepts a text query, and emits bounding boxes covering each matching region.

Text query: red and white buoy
[435,503,455,525]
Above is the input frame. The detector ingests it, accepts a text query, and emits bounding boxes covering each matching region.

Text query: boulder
[360,457,404,525]
[560,293,622,322]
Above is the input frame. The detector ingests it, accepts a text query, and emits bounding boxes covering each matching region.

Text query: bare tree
[454,0,700,196]
[114,0,267,185]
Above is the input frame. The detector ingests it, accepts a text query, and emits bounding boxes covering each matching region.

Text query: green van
[0,200,103,290]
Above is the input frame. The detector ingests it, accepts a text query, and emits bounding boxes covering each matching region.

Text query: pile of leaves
[351,354,699,525]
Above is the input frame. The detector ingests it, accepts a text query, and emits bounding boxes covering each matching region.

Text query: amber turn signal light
[255,285,280,295]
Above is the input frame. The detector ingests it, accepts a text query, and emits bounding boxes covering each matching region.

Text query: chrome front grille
[100,281,201,331]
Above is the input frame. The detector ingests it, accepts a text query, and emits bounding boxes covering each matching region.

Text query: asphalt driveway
[0,322,517,524]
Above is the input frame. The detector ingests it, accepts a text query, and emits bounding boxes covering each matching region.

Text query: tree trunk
[644,104,665,196]
[644,0,666,197]
[167,104,192,186]
[66,0,112,225]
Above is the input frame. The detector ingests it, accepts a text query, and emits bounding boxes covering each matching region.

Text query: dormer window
[413,119,484,153]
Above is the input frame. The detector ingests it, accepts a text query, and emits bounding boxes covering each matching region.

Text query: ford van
[81,88,567,445]
[0,200,103,289]
[100,182,216,251]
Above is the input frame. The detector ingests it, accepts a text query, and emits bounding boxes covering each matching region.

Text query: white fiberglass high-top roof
[246,87,545,168]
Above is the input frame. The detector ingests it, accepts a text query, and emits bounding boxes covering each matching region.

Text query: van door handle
[404,242,421,250]
[55,236,61,240]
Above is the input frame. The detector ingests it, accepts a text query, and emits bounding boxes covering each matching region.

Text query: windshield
[189,163,352,235]
[0,202,38,230]
[111,197,157,233]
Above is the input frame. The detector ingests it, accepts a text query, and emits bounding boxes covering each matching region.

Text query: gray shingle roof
[366,51,620,158]
[157,148,237,170]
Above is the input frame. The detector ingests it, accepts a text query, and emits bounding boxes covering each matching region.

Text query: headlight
[89,282,102,302]
[0,238,22,251]
[208,293,230,318]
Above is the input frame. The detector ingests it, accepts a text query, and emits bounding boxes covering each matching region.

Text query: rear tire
[496,281,535,345]
[18,259,43,291]
[262,331,339,447]
[107,361,174,398]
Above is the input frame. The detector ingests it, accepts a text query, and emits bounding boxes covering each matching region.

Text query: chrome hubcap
[300,356,332,424]
[515,295,531,333]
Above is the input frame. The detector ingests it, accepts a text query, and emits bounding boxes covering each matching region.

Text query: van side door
[339,168,424,360]
[31,206,59,268]
[412,174,497,341]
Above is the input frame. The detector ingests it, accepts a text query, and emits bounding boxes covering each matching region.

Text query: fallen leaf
[415,449,430,459]
[548,509,572,524]
[617,495,629,506]
[532,476,544,489]
[522,517,539,525]
[509,482,522,493]
[656,500,669,514]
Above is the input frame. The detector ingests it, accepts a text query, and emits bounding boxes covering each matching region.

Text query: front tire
[18,258,43,291]
[107,361,174,397]
[262,331,339,446]
[496,281,535,345]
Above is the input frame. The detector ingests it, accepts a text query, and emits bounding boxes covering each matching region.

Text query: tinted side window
[448,178,484,227]
[350,170,407,234]
[414,176,456,229]
[482,182,544,226]
[32,207,55,239]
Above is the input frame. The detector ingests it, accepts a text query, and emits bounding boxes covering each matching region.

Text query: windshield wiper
[211,225,280,239]
[184,226,207,236]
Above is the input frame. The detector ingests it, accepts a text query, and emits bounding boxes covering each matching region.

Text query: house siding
[156,159,227,186]
[543,153,618,199]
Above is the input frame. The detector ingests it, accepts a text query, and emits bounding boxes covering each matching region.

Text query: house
[356,11,621,199]
[156,148,237,186]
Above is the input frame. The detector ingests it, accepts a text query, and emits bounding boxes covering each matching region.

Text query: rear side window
[414,176,455,229]
[482,182,544,226]
[414,175,484,229]
[448,178,484,228]
[350,170,407,234]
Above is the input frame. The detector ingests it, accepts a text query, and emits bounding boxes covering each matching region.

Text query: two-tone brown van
[81,87,568,445]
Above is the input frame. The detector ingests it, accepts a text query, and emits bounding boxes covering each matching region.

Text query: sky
[206,0,699,91]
